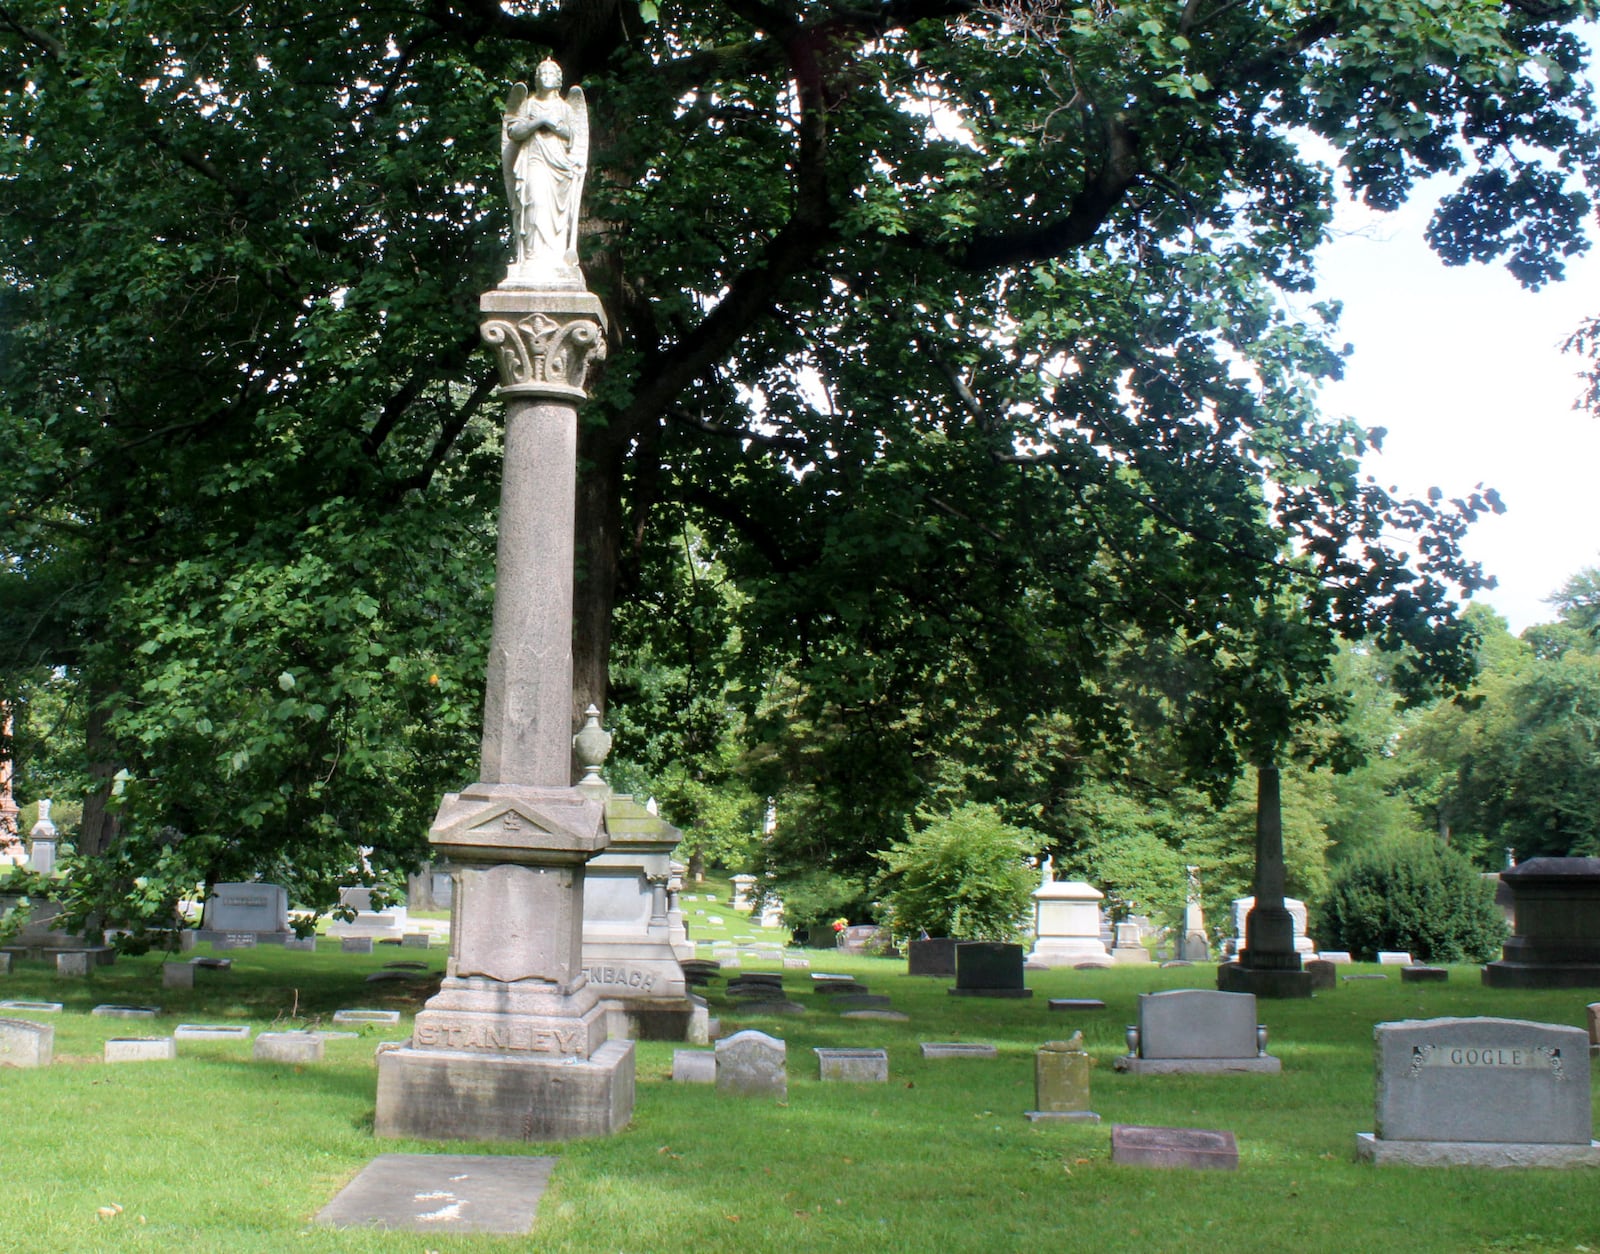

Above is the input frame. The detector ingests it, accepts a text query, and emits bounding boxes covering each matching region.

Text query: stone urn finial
[573,705,612,789]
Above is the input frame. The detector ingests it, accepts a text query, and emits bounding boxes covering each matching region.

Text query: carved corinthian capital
[479,289,608,401]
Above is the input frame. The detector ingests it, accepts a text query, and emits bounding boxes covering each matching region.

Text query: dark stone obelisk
[1217,765,1312,998]
[374,64,635,1141]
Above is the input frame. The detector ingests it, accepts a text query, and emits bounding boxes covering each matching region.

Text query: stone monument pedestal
[1026,880,1109,967]
[374,783,635,1142]
[1482,858,1600,989]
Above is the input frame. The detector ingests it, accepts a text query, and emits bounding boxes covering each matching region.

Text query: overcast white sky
[1308,104,1600,637]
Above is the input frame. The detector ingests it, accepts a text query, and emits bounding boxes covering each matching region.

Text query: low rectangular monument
[1356,1017,1600,1167]
[1482,857,1600,988]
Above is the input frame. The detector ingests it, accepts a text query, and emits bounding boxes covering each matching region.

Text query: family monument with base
[374,62,635,1142]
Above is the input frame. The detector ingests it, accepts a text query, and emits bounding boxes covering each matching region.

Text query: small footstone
[175,1024,252,1040]
[105,1037,176,1063]
[1343,973,1388,982]
[920,1042,997,1059]
[92,1004,160,1019]
[1048,999,1106,1012]
[0,1000,63,1014]
[332,1009,402,1027]
[1401,965,1449,983]
[315,1154,556,1234]
[163,962,195,990]
[255,1031,325,1063]
[841,1010,909,1021]
[1111,1124,1239,1171]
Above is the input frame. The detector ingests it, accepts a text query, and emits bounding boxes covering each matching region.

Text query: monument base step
[1355,1132,1600,1168]
[374,1038,635,1143]
[600,995,706,1043]
[1216,962,1314,999]
[1481,961,1600,989]
[1114,1055,1281,1075]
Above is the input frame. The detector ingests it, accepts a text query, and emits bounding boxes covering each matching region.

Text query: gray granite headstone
[715,1029,786,1098]
[163,962,196,990]
[316,1154,556,1234]
[1363,1017,1595,1158]
[1116,989,1277,1073]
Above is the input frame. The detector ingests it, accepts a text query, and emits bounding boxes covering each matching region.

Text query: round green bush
[1314,836,1507,963]
[876,803,1041,943]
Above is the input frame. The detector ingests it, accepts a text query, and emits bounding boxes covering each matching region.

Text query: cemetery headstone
[1116,989,1279,1074]
[907,937,959,977]
[196,882,293,946]
[55,951,90,977]
[0,1000,62,1013]
[921,1042,998,1059]
[1027,1033,1099,1122]
[92,1004,159,1019]
[730,874,757,911]
[1110,920,1152,965]
[175,1024,252,1040]
[255,1032,326,1064]
[1402,965,1449,983]
[950,942,1032,999]
[104,1037,176,1063]
[1319,951,1353,964]
[315,1153,556,1235]
[672,1049,717,1083]
[1111,1124,1239,1170]
[1305,959,1337,991]
[0,1017,52,1067]
[815,1047,888,1082]
[1378,951,1413,966]
[1356,1017,1600,1166]
[715,1030,786,1098]
[1178,865,1211,961]
[341,936,374,955]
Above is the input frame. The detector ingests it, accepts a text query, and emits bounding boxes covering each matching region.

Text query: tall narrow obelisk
[375,62,635,1141]
[1217,765,1312,998]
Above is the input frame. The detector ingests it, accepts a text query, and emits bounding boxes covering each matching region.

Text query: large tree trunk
[571,423,627,751]
[76,688,122,861]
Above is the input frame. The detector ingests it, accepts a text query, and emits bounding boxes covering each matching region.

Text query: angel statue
[501,60,588,285]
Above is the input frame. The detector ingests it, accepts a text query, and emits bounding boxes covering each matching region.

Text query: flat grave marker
[316,1154,556,1234]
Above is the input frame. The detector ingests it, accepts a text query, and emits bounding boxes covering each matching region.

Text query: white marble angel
[502,60,589,284]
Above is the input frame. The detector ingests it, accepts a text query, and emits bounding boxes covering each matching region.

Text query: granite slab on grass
[315,1154,556,1234]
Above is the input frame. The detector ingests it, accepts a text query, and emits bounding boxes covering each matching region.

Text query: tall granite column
[374,63,635,1140]
[1217,765,1312,998]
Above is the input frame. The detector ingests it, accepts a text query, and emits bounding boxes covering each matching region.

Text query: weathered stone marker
[1027,1033,1100,1123]
[1111,1124,1239,1170]
[373,63,632,1143]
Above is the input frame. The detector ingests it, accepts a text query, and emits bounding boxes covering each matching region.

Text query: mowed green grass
[1,938,1597,1254]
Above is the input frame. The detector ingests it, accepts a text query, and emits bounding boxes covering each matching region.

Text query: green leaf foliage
[1315,834,1508,962]
[877,803,1042,942]
[3,0,1596,913]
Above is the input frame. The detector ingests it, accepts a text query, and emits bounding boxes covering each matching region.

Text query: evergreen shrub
[1315,836,1508,962]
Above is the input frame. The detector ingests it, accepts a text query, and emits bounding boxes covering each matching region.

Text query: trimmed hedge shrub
[1314,836,1507,963]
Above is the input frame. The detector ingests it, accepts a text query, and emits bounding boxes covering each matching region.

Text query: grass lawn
[1,935,1597,1253]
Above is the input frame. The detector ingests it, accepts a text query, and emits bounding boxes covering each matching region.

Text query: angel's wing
[565,85,589,264]
[501,82,528,216]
